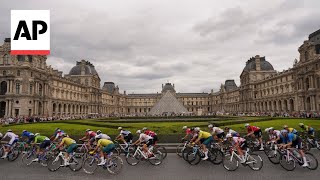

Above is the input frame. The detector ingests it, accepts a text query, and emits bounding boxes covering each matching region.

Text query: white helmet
[95,135,101,140]
[194,127,200,132]
[226,133,232,138]
[283,125,288,129]
[244,123,250,127]
[208,124,213,128]
[142,127,148,131]
[118,127,122,130]
[86,129,91,132]
[96,130,102,135]
[298,123,304,127]
[182,126,187,130]
[136,130,141,134]
[0,133,3,139]
[264,128,270,132]
[34,133,40,136]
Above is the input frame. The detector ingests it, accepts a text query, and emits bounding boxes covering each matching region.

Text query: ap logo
[11,10,50,55]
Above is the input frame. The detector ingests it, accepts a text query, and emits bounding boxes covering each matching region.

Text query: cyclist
[298,123,315,137]
[245,123,264,150]
[224,127,240,137]
[55,134,78,166]
[182,126,194,141]
[115,127,133,147]
[51,128,66,142]
[79,129,96,149]
[21,130,35,145]
[283,125,298,135]
[31,133,51,162]
[142,127,158,145]
[132,130,154,157]
[96,130,111,140]
[279,130,308,167]
[265,127,281,144]
[92,135,115,166]
[226,133,247,163]
[194,127,213,160]
[1,129,19,159]
[208,124,225,141]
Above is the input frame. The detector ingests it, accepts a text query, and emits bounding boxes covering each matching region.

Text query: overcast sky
[0,0,319,93]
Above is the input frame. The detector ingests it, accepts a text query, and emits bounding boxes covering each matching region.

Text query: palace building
[0,29,319,117]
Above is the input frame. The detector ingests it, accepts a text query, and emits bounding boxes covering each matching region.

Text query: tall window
[29,85,33,94]
[3,55,9,65]
[3,71,6,76]
[28,55,32,63]
[0,81,7,95]
[17,55,25,62]
[16,83,20,94]
[39,84,42,95]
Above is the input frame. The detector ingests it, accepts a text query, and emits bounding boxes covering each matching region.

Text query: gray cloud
[0,0,319,93]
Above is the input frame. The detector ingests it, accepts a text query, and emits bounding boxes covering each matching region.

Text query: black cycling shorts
[254,129,262,138]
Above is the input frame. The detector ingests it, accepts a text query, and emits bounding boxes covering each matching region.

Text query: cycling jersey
[138,133,153,143]
[54,130,65,137]
[210,127,224,135]
[97,139,113,147]
[231,137,245,145]
[86,131,96,138]
[227,129,239,137]
[144,130,157,137]
[268,130,281,140]
[288,128,298,134]
[21,131,34,138]
[247,126,260,133]
[197,130,211,140]
[54,131,66,140]
[97,133,111,140]
[34,136,50,143]
[120,130,131,137]
[61,137,76,146]
[280,133,297,144]
[3,132,19,145]
[185,128,192,135]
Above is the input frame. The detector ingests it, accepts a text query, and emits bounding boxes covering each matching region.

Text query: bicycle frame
[284,149,303,164]
[133,146,151,159]
[228,148,256,165]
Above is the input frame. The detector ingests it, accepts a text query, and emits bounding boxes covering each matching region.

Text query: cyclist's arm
[132,139,140,145]
[247,131,254,136]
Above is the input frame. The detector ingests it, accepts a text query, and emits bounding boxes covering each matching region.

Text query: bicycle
[0,143,20,162]
[114,140,133,156]
[126,145,162,166]
[21,143,56,167]
[153,144,167,159]
[185,145,219,165]
[264,141,281,164]
[223,147,263,171]
[47,149,83,172]
[176,140,189,157]
[82,151,123,174]
[300,132,320,151]
[279,148,318,171]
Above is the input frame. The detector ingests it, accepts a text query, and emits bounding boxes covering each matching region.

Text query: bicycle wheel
[0,147,4,157]
[106,156,123,174]
[148,151,163,166]
[247,154,263,171]
[279,154,295,171]
[305,152,318,170]
[182,147,191,161]
[210,149,223,164]
[301,140,311,151]
[186,151,201,165]
[21,152,35,166]
[264,143,271,156]
[126,150,141,166]
[267,150,280,164]
[113,148,120,156]
[40,152,53,167]
[155,146,167,159]
[7,149,20,162]
[223,153,239,171]
[83,156,98,174]
[47,155,62,172]
[176,144,185,157]
[69,154,83,171]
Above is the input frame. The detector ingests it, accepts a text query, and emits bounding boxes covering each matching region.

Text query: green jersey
[34,135,50,143]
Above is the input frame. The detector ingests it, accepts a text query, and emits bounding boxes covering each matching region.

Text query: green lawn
[1,118,319,137]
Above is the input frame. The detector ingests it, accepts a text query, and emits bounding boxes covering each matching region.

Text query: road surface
[0,150,320,180]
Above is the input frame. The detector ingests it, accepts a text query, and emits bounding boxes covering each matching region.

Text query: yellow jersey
[61,137,76,146]
[97,139,113,147]
[198,130,211,140]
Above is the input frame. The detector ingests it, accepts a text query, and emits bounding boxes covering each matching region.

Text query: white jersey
[3,132,18,145]
[98,133,111,140]
[232,137,245,145]
[211,127,224,135]
[269,130,280,140]
[139,133,153,143]
[120,130,131,137]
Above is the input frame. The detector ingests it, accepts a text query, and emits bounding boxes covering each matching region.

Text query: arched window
[29,84,33,94]
[0,81,7,95]
[16,83,20,94]
[3,55,9,65]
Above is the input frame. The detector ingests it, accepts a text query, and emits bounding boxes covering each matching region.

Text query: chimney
[162,84,163,88]
[124,90,126,95]
[255,55,261,71]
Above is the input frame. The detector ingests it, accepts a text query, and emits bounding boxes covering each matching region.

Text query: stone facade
[0,29,319,117]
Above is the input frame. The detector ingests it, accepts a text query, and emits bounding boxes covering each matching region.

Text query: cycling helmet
[7,129,12,132]
[55,128,60,131]
[118,127,122,130]
[208,124,213,128]
[56,129,61,132]
[264,128,270,132]
[34,133,40,136]
[244,123,250,127]
[190,127,195,131]
[194,127,200,132]
[62,133,68,137]
[142,127,148,131]
[136,130,141,134]
[280,130,288,134]
[283,125,288,129]
[224,126,230,130]
[182,126,187,130]
[96,130,102,135]
[226,134,232,138]
[22,130,27,133]
[269,127,274,131]
[95,135,101,140]
[298,123,304,127]
[86,129,91,132]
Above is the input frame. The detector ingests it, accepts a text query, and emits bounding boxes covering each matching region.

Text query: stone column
[311,96,316,111]
[8,100,12,117]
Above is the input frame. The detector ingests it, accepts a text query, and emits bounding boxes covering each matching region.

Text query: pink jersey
[185,128,192,135]
[247,126,260,133]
